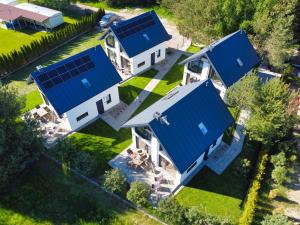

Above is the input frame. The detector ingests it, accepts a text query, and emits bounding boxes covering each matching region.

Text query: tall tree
[0,86,42,191]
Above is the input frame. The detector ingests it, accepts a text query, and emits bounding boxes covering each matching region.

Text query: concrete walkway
[100,50,186,130]
[206,110,249,174]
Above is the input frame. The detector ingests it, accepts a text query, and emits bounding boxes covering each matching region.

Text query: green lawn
[66,120,131,176]
[186,44,201,53]
[119,68,158,105]
[0,157,160,225]
[176,140,259,224]
[3,30,104,96]
[20,89,43,114]
[132,54,187,116]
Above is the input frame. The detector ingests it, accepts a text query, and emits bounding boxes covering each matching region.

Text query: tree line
[160,0,298,70]
[0,9,105,77]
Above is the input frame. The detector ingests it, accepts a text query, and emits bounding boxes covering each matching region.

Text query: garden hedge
[239,149,269,225]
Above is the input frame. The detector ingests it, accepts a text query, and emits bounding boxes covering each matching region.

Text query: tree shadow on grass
[0,157,131,225]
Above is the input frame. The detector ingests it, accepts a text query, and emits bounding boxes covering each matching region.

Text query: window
[188,60,203,73]
[106,35,115,48]
[76,112,88,122]
[187,161,197,173]
[106,94,112,104]
[157,49,161,58]
[138,61,145,68]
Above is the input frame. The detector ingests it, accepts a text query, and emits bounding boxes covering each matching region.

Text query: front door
[96,99,104,114]
[151,52,155,65]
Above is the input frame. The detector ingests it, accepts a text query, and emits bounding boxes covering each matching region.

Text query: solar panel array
[114,14,155,39]
[37,55,95,90]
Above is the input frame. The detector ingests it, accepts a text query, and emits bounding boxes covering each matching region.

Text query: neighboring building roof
[0,3,48,22]
[15,3,62,17]
[32,45,122,115]
[124,80,234,173]
[180,30,260,88]
[109,10,171,58]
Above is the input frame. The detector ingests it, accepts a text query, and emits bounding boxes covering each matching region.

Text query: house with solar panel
[110,80,234,192]
[31,45,122,133]
[179,30,260,98]
[100,10,171,78]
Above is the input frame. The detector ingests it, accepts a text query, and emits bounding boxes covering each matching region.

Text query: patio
[109,146,177,203]
[28,103,71,148]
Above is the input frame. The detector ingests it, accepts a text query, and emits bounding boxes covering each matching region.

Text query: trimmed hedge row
[239,149,269,225]
[0,8,105,76]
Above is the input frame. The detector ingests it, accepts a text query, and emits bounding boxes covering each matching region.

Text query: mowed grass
[0,158,160,225]
[132,54,187,116]
[186,44,201,53]
[3,30,104,96]
[20,89,43,114]
[176,140,259,224]
[119,68,158,105]
[68,120,131,176]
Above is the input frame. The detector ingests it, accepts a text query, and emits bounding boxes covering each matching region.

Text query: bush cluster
[0,9,104,76]
[126,181,151,207]
[105,0,157,7]
[239,150,269,225]
[52,139,97,177]
[103,169,127,195]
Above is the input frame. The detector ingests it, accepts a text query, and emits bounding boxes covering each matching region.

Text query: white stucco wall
[45,13,64,29]
[104,33,167,76]
[64,84,120,130]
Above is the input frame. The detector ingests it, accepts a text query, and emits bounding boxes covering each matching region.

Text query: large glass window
[106,35,115,48]
[188,60,203,73]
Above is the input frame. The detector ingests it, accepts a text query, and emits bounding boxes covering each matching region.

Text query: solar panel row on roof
[37,55,95,90]
[115,14,155,39]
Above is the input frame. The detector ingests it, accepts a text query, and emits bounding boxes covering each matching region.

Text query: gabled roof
[180,30,260,88]
[124,80,234,173]
[15,3,62,17]
[109,10,171,58]
[32,45,122,115]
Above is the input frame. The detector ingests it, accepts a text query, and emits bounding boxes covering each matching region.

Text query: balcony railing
[135,127,152,141]
[187,60,203,74]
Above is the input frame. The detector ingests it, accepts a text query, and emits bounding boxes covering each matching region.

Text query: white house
[100,10,171,78]
[122,80,234,188]
[0,2,64,30]
[31,45,122,131]
[179,30,260,98]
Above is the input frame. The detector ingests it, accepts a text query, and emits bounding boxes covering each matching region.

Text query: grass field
[0,158,160,225]
[186,44,201,53]
[3,30,104,96]
[176,140,259,224]
[119,69,158,105]
[20,89,43,114]
[66,120,132,176]
[132,54,187,116]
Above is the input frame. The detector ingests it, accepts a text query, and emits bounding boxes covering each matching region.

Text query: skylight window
[237,58,244,67]
[143,33,150,41]
[81,78,91,89]
[198,122,208,135]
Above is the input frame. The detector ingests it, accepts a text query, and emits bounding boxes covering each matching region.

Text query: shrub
[235,158,252,177]
[52,139,97,177]
[261,214,292,225]
[268,188,279,199]
[157,197,187,225]
[127,181,150,207]
[271,166,287,186]
[185,207,231,225]
[239,150,269,225]
[270,152,286,167]
[103,169,127,194]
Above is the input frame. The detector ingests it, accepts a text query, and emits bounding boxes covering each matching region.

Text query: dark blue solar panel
[85,62,95,70]
[53,76,63,85]
[48,70,58,77]
[38,73,49,83]
[57,66,66,74]
[61,72,72,81]
[78,65,88,73]
[82,55,90,63]
[43,80,54,90]
[70,69,80,77]
[65,62,75,70]
[74,58,83,66]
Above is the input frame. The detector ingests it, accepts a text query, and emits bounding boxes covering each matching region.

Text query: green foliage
[185,207,231,225]
[270,152,287,167]
[245,78,297,145]
[126,181,150,207]
[0,86,42,191]
[225,73,260,110]
[157,197,187,225]
[261,214,292,225]
[52,139,97,177]
[103,169,127,194]
[235,158,252,177]
[35,0,73,10]
[106,0,157,7]
[239,150,269,225]
[271,166,287,186]
[0,9,105,76]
